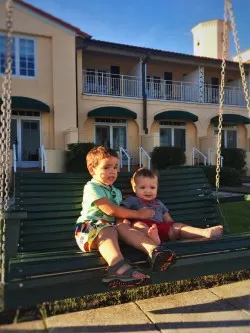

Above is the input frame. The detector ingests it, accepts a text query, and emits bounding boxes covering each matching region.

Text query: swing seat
[1,167,250,310]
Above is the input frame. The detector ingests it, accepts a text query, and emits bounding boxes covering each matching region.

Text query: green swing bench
[1,167,250,310]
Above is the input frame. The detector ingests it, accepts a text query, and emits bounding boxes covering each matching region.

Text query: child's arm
[94,197,155,220]
[163,212,175,223]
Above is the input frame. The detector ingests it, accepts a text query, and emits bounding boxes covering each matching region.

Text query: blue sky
[24,0,250,58]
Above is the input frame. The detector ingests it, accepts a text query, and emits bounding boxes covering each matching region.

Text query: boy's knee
[100,226,118,239]
[133,222,147,229]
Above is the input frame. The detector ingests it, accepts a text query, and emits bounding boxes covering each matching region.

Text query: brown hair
[131,168,158,189]
[86,146,118,170]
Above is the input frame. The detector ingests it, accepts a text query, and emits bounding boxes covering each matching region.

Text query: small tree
[66,142,96,172]
[221,148,247,175]
[152,146,186,170]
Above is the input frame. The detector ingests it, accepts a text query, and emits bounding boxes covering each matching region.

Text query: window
[0,35,36,77]
[94,118,127,150]
[214,124,237,148]
[160,121,186,149]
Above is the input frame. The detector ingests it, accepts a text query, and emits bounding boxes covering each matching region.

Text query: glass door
[11,119,18,161]
[21,120,40,166]
[112,126,126,151]
[95,126,110,147]
[11,117,41,168]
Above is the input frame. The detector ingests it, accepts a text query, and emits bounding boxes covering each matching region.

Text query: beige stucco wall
[45,149,66,173]
[82,52,139,76]
[0,2,77,150]
[192,20,230,60]
[77,91,250,166]
[78,95,141,163]
[147,62,198,82]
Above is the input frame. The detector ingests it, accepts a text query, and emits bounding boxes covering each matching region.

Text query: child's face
[89,156,118,186]
[133,176,158,201]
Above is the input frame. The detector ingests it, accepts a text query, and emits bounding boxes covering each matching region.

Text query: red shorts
[132,219,174,241]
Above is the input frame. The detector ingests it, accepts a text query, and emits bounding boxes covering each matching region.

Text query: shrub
[221,148,247,175]
[202,165,242,187]
[66,142,96,173]
[151,146,186,170]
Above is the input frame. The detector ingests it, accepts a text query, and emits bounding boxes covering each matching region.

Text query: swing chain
[227,1,250,118]
[215,0,250,196]
[0,0,13,286]
[215,0,229,196]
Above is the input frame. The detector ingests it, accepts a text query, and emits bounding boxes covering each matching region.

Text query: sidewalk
[1,279,250,333]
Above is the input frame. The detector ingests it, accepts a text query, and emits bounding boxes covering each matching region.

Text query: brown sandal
[102,260,151,288]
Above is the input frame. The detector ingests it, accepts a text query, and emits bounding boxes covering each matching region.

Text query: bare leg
[133,221,161,245]
[91,226,148,278]
[116,223,177,272]
[168,223,223,240]
[116,222,159,255]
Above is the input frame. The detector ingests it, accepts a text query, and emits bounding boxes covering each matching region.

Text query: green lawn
[219,200,250,233]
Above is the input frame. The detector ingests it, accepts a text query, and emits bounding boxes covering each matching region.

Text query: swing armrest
[0,210,27,259]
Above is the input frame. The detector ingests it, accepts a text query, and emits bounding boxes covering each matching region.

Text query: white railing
[192,148,207,166]
[40,145,47,173]
[82,70,248,106]
[146,80,200,102]
[83,71,141,98]
[204,84,246,106]
[119,147,131,172]
[139,147,151,169]
[13,144,17,172]
[207,148,224,167]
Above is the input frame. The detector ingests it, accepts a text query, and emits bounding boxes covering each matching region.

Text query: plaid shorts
[75,219,114,252]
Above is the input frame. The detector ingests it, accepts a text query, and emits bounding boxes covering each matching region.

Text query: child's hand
[122,219,132,225]
[138,207,155,219]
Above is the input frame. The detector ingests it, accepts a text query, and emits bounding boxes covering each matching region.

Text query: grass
[219,200,250,233]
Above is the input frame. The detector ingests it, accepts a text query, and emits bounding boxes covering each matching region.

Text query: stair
[16,167,43,173]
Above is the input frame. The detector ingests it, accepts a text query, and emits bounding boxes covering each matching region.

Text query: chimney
[191,20,230,60]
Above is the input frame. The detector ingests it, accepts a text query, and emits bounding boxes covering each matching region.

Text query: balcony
[82,71,247,107]
[83,71,141,98]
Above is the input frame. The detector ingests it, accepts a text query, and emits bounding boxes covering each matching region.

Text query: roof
[82,39,247,68]
[15,0,91,38]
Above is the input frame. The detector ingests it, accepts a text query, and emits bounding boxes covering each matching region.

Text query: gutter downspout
[75,44,79,142]
[142,55,150,134]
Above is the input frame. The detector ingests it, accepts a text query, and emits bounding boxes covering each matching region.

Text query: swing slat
[2,167,250,310]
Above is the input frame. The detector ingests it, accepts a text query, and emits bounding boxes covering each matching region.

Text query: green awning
[0,96,50,112]
[88,107,137,119]
[211,114,250,125]
[154,110,198,122]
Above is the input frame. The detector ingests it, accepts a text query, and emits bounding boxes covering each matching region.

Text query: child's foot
[102,259,151,289]
[148,224,161,245]
[202,225,223,238]
[148,246,177,272]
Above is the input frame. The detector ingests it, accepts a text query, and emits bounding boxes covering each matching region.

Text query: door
[112,126,126,151]
[110,66,120,94]
[211,77,219,103]
[11,117,41,168]
[164,72,172,99]
[95,126,110,147]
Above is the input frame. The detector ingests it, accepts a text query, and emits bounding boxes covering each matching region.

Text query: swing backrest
[14,167,224,255]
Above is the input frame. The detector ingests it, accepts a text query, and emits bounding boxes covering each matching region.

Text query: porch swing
[0,0,250,311]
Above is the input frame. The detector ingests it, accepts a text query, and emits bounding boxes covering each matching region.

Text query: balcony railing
[146,81,200,102]
[83,71,141,98]
[82,71,248,107]
[204,84,246,106]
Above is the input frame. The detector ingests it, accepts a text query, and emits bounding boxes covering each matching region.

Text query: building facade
[1,1,250,172]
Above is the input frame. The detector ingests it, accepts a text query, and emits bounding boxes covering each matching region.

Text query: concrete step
[16,168,43,173]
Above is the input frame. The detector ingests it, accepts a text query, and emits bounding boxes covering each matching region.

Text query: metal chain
[215,0,250,196]
[0,0,13,285]
[215,0,229,196]
[227,0,250,118]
